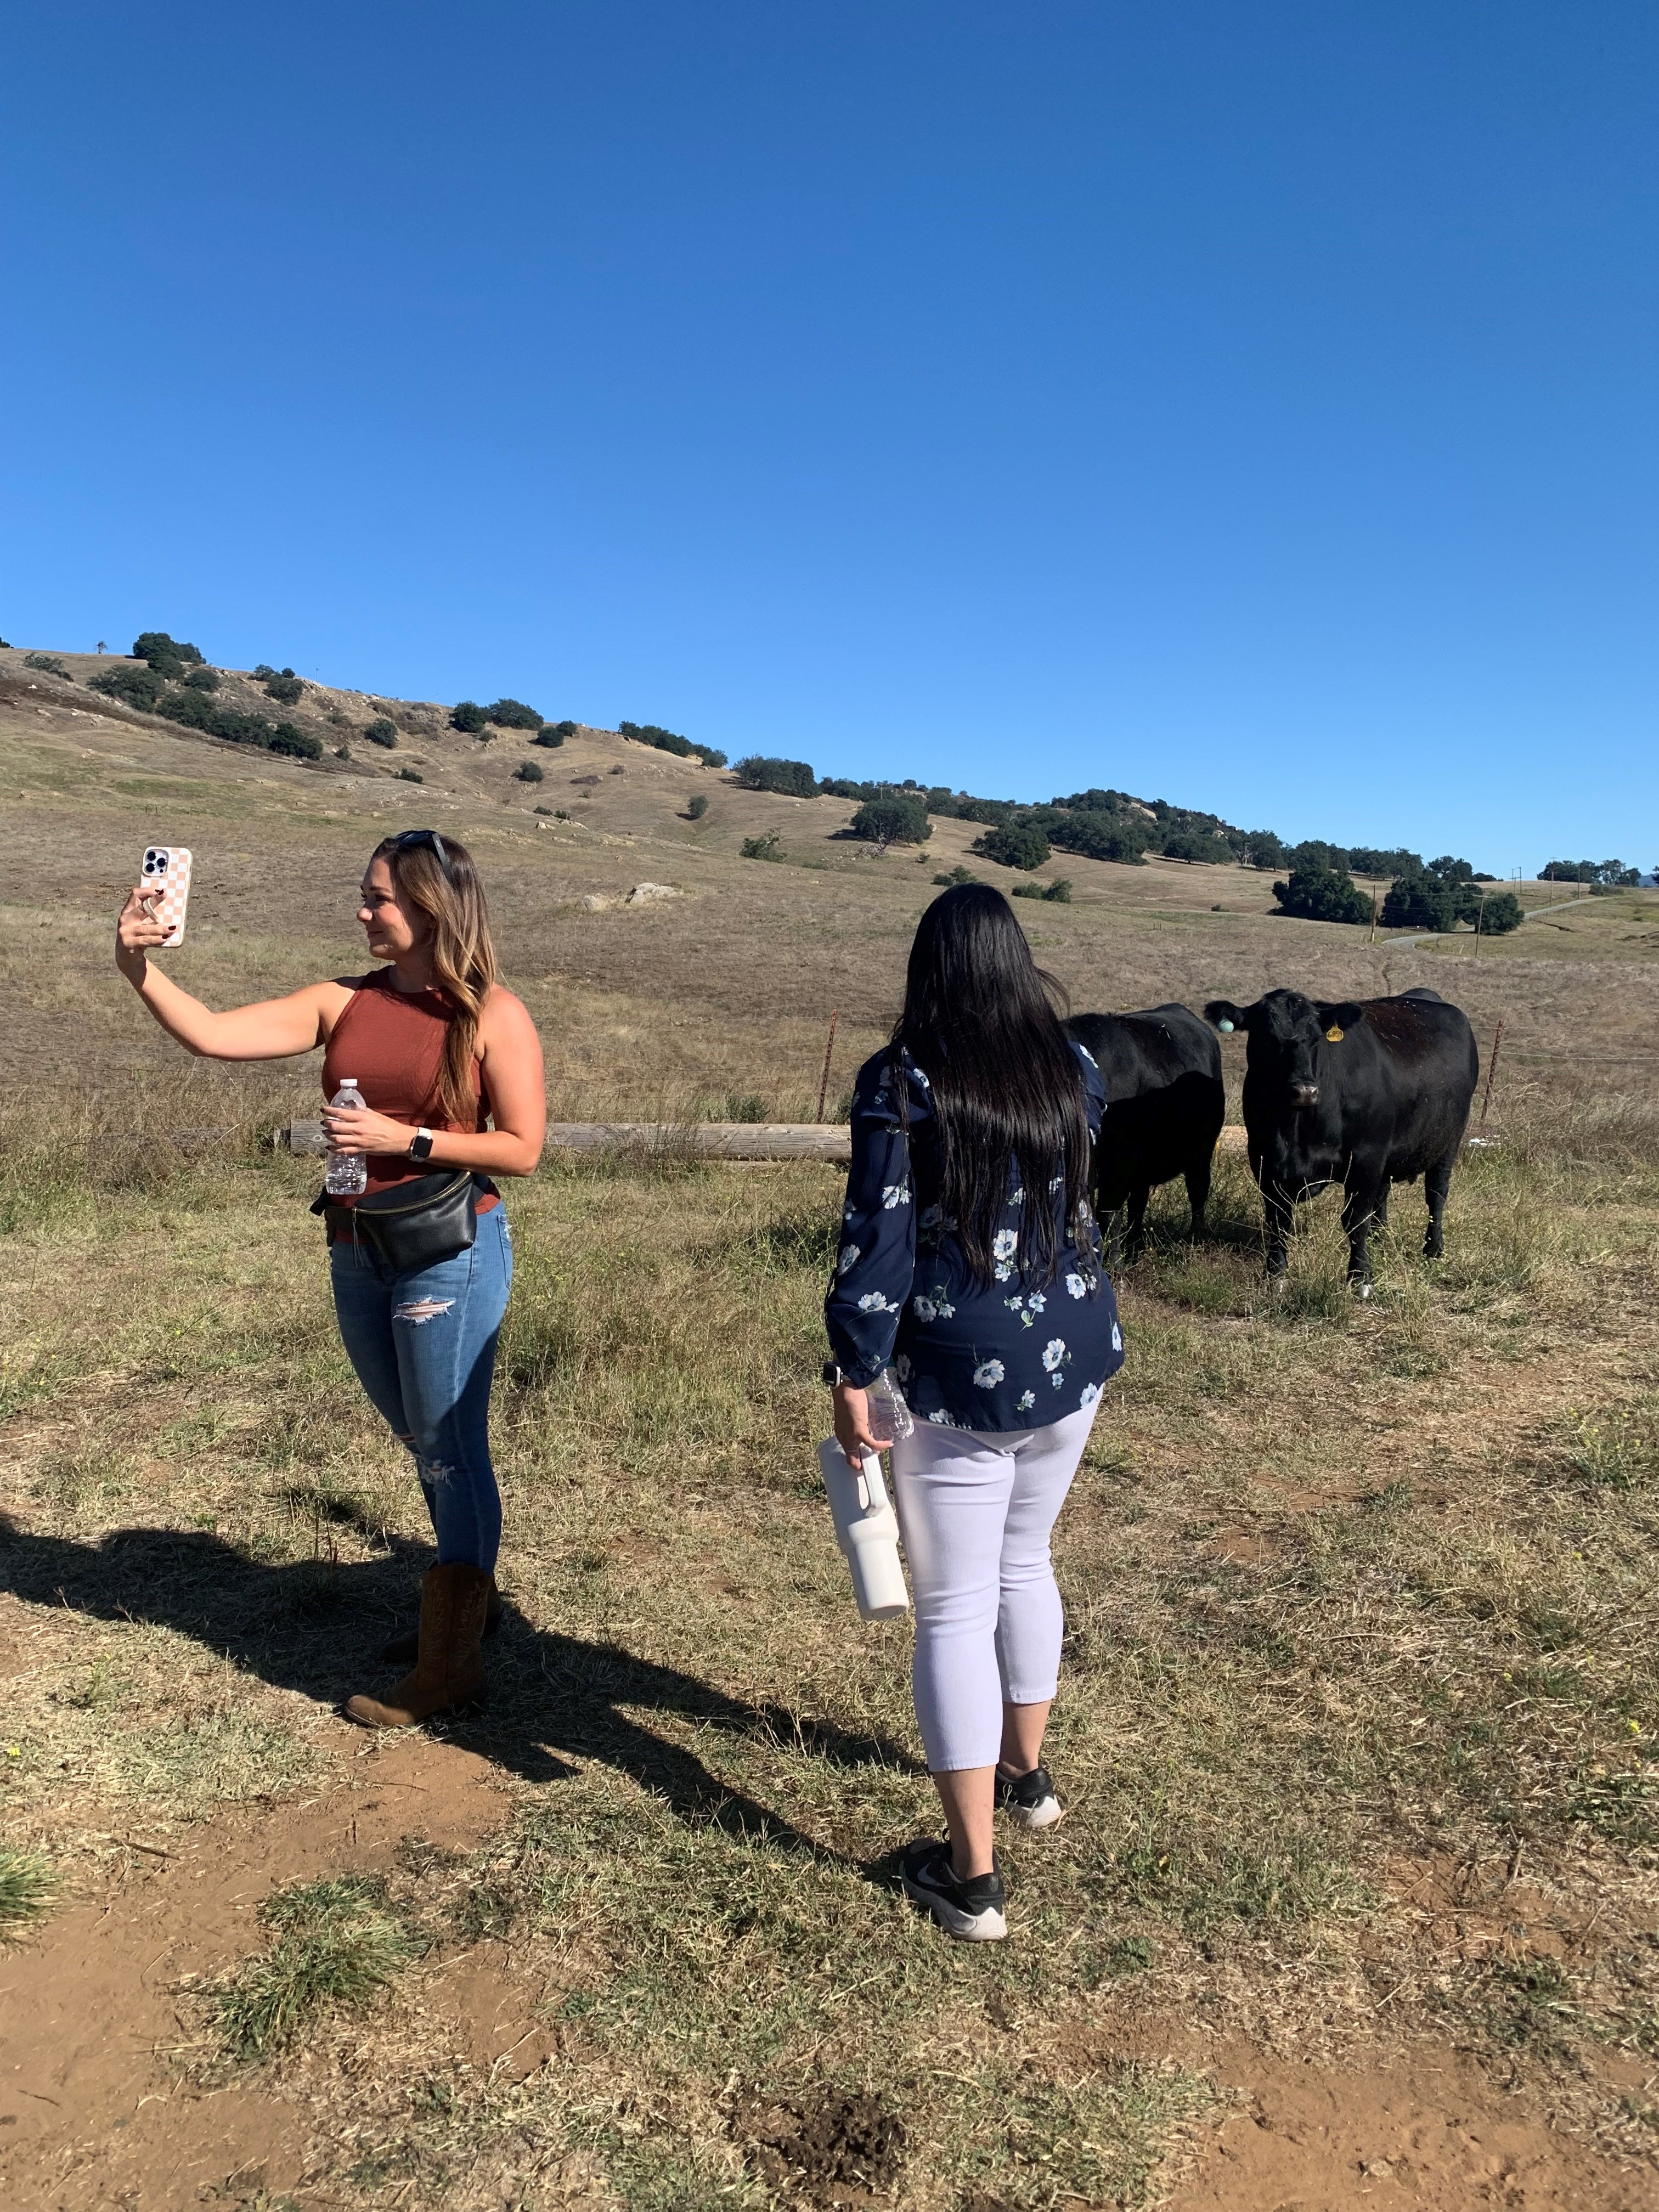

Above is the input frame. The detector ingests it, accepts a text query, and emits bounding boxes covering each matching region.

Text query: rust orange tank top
[321,970,498,1210]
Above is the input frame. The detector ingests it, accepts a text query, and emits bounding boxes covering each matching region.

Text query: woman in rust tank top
[115,831,545,1727]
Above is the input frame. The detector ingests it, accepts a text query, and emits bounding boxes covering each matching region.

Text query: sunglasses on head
[393,829,452,876]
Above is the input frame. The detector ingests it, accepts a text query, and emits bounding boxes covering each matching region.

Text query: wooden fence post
[816,1008,840,1125]
[1479,1018,1505,1126]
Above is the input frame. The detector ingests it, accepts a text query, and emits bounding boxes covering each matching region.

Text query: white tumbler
[819,1438,911,1622]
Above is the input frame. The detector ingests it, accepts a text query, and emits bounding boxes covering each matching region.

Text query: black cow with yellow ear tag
[1200,986,1479,1291]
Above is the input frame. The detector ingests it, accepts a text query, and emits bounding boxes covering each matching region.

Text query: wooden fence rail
[280,1120,858,1163]
[279,1119,1257,1164]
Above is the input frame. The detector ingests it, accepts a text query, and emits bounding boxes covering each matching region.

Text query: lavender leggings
[892,1402,1099,1773]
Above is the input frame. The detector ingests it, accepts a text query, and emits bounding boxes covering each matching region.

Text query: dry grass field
[2,648,1658,2210]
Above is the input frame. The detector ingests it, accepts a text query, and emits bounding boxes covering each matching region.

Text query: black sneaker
[900,1837,1007,1941]
[995,1764,1062,1829]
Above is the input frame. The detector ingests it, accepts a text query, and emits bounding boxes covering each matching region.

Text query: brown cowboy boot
[345,1562,491,1729]
[380,1581,503,1665]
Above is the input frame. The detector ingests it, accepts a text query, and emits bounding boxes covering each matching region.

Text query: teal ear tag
[1217,1018,1234,1032]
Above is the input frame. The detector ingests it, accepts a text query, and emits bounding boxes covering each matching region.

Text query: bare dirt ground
[2,654,1657,2209]
[2,1734,509,2209]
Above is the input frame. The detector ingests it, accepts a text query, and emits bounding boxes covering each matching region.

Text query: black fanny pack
[312,1170,480,1272]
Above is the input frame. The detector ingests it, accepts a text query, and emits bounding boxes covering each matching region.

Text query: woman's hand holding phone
[115,883,170,981]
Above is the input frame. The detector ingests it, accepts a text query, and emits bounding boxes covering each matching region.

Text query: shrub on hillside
[363,718,398,748]
[1161,828,1235,865]
[1539,857,1639,885]
[534,720,575,747]
[1380,873,1470,931]
[933,865,978,887]
[89,665,166,712]
[485,697,541,729]
[154,684,324,759]
[397,767,424,783]
[686,794,709,820]
[1046,813,1147,864]
[263,670,303,704]
[1347,845,1421,878]
[451,701,488,733]
[23,652,70,677]
[1479,890,1523,934]
[618,719,727,769]
[268,721,322,760]
[974,822,1050,871]
[516,761,544,782]
[954,796,1013,827]
[741,832,783,861]
[1012,878,1073,902]
[183,665,221,691]
[1540,857,1635,885]
[133,631,204,676]
[732,754,817,798]
[1273,864,1373,925]
[1237,830,1288,871]
[848,795,930,848]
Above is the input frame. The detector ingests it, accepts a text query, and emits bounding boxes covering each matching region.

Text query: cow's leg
[1101,1201,1126,1273]
[1424,1148,1455,1260]
[1184,1150,1214,1239]
[1374,1181,1390,1228]
[1262,1183,1295,1284]
[1123,1184,1150,1261]
[1342,1175,1386,1294]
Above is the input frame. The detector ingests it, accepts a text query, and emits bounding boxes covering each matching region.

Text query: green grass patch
[0,1847,57,1935]
[210,1875,415,2061]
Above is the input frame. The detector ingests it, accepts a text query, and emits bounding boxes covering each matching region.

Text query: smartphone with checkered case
[140,847,193,946]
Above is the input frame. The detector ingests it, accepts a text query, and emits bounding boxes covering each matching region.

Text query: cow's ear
[1205,998,1251,1034]
[1319,1001,1365,1042]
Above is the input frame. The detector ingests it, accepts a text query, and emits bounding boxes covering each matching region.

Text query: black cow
[1065,1005,1225,1266]
[1201,986,1479,1289]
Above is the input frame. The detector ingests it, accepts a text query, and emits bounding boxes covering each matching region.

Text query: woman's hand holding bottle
[832,1383,880,1470]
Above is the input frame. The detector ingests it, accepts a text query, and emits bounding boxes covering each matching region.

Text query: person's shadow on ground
[0,1512,920,1867]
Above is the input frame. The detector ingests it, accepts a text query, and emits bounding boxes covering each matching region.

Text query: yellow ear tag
[1325,1024,1345,1043]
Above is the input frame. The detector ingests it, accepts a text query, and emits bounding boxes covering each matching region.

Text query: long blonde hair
[373,833,498,1125]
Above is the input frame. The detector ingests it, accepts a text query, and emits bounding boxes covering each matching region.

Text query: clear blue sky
[3,3,1655,872]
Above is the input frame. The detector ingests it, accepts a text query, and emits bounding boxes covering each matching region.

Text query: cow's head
[1204,990,1365,1110]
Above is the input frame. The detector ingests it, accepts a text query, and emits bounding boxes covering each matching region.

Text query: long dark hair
[891,884,1091,1286]
[371,833,498,1126]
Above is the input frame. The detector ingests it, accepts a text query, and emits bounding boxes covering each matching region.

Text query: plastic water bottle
[325,1079,369,1197]
[817,1440,911,1621]
[865,1366,914,1447]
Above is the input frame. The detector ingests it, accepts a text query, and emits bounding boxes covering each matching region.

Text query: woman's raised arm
[115,884,349,1059]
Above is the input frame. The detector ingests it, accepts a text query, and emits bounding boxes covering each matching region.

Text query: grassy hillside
[2,653,1658,2210]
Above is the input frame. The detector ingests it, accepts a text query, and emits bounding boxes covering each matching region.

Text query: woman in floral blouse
[825,883,1124,1941]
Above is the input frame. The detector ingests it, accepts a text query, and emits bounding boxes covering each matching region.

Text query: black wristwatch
[408,1126,435,1163]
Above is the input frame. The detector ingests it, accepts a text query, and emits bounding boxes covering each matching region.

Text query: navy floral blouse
[824,1043,1124,1432]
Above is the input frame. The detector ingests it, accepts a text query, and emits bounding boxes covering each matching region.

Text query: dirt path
[1,1731,508,2211]
[1164,2045,1658,2211]
[8,1746,1655,2212]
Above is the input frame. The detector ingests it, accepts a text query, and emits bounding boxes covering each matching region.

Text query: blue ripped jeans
[329,1206,512,1573]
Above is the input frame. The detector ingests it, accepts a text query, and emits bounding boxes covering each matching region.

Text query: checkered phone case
[141,847,193,946]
